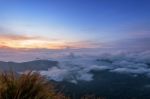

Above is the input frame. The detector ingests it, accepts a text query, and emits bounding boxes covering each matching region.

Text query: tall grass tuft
[0,71,68,99]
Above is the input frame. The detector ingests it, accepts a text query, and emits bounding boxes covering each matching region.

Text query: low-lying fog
[2,48,149,84]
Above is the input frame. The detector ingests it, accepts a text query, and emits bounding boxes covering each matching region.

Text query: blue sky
[0,0,150,49]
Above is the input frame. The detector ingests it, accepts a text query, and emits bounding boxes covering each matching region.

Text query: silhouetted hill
[0,60,58,72]
[55,70,150,99]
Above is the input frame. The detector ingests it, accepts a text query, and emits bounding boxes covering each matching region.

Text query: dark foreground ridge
[56,70,150,99]
[0,60,150,99]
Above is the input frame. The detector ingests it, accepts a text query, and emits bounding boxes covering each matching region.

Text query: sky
[0,0,150,49]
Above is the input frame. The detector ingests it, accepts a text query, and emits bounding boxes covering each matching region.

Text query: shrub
[0,71,67,99]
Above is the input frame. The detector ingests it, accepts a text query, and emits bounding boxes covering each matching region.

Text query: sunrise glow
[0,34,63,49]
[0,0,149,50]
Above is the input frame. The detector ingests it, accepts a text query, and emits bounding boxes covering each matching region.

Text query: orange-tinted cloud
[65,40,102,48]
[0,26,101,49]
[0,34,101,49]
[0,34,65,49]
[0,34,40,40]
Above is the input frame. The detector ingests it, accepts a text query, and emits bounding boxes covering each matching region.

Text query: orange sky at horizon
[0,34,99,49]
[0,35,66,49]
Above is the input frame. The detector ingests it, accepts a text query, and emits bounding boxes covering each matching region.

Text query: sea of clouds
[38,50,150,84]
[1,48,150,84]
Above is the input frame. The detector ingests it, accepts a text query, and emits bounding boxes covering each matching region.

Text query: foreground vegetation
[0,71,104,99]
[0,71,68,99]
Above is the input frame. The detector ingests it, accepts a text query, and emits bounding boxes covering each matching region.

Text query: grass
[0,71,105,99]
[0,71,68,99]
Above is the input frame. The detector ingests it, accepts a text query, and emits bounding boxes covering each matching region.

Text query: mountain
[55,70,150,99]
[0,59,150,99]
[0,60,58,72]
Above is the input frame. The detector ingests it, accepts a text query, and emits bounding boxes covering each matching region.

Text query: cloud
[0,28,51,41]
[2,47,150,83]
[37,54,112,83]
[110,67,150,74]
[0,28,67,49]
[108,37,150,51]
[40,67,69,82]
[65,40,103,49]
[0,34,40,40]
[0,34,51,49]
[0,31,103,49]
[35,50,150,83]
